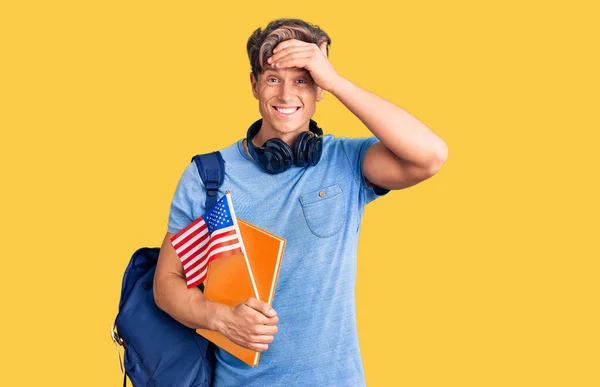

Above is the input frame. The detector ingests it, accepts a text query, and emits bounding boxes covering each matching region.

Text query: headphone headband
[246,118,324,174]
[246,118,323,143]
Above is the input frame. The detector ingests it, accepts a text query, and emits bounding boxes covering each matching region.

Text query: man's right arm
[153,232,279,352]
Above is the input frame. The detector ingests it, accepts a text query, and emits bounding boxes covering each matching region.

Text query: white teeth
[276,107,298,114]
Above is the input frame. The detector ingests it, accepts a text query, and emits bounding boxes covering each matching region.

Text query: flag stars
[202,195,236,232]
[171,194,242,289]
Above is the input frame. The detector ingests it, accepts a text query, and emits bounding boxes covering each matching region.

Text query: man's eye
[297,79,306,84]
[267,78,278,83]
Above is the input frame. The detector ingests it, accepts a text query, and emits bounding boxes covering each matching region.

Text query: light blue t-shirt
[168,133,389,386]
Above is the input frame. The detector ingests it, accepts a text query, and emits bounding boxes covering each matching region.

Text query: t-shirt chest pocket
[298,183,346,238]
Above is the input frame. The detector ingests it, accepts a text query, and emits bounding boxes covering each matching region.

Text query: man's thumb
[319,41,328,56]
[245,298,277,317]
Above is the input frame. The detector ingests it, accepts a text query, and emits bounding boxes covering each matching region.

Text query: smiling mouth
[272,106,300,115]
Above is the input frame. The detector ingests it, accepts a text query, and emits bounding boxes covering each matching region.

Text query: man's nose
[278,81,294,101]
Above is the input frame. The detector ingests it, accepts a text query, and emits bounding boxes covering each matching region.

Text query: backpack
[112,151,225,387]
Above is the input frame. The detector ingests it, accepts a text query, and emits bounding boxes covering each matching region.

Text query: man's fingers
[273,58,308,69]
[262,314,279,326]
[271,53,312,69]
[231,298,279,353]
[273,38,310,53]
[255,323,278,335]
[269,47,312,64]
[250,343,269,352]
[244,298,277,317]
[251,334,275,344]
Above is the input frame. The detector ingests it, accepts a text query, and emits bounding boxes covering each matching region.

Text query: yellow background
[1,0,598,386]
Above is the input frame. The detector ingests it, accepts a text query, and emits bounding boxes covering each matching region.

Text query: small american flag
[170,192,244,288]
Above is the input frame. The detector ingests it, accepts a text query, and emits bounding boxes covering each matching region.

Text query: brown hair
[247,18,331,80]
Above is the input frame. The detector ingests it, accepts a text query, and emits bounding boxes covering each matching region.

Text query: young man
[154,18,447,386]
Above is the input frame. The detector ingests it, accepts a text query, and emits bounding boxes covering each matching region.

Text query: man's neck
[253,121,309,148]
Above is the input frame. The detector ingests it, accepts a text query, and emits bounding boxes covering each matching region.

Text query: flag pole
[225,191,260,300]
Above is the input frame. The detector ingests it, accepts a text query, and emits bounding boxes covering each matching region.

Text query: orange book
[196,218,286,366]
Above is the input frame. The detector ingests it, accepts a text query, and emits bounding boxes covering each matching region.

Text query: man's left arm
[328,76,448,191]
[269,39,448,191]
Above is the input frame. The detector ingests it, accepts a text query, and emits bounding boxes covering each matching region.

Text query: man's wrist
[327,75,351,97]
[204,299,231,334]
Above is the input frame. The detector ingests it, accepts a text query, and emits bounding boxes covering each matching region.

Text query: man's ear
[316,86,325,102]
[250,72,259,99]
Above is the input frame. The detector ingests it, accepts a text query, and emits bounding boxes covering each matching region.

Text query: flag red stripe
[176,226,210,258]
[206,247,243,265]
[172,222,208,251]
[205,234,240,258]
[184,238,241,274]
[171,193,245,288]
[180,229,238,266]
[200,246,243,272]
[186,247,243,288]
[171,217,205,243]
[186,271,206,289]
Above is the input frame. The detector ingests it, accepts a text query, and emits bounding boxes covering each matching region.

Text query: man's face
[250,67,323,135]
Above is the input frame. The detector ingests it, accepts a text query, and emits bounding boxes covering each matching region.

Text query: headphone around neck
[246,118,324,174]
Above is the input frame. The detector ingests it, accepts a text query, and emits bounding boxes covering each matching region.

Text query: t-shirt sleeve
[167,162,207,234]
[340,136,390,206]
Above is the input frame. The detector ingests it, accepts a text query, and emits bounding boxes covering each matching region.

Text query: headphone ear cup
[266,138,294,163]
[306,136,323,166]
[263,138,294,173]
[293,132,312,167]
[259,148,284,174]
